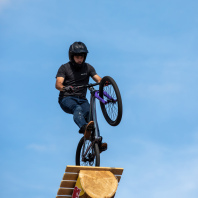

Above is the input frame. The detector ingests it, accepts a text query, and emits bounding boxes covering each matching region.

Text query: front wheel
[76,137,100,166]
[99,76,123,126]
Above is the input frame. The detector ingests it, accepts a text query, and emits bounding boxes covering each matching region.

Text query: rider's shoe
[99,142,108,153]
[84,121,94,139]
[79,124,86,134]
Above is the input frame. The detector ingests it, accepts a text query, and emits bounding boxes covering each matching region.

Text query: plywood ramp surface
[66,165,123,175]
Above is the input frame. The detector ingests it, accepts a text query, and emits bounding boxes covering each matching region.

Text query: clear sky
[1,0,198,197]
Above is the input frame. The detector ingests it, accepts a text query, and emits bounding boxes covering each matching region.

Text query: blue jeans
[59,96,90,128]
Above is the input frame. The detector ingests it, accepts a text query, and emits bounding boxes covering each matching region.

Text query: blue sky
[1,0,198,197]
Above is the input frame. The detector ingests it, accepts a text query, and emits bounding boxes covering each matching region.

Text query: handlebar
[75,83,100,89]
[64,81,111,94]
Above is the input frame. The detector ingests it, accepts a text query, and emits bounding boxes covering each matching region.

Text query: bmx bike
[75,76,122,166]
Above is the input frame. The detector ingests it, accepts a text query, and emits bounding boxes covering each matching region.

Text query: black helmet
[69,41,88,63]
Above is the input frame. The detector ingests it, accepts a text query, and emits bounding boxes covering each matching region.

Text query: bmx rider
[55,41,107,152]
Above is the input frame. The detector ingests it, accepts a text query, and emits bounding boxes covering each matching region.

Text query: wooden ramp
[56,165,124,198]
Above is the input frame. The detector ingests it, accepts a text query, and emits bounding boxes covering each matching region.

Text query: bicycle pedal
[99,147,107,153]
[99,143,107,153]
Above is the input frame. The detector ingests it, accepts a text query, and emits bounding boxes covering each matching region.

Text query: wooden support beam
[60,180,76,188]
[62,173,78,180]
[57,188,73,195]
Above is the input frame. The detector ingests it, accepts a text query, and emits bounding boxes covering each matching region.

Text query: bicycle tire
[76,136,100,166]
[99,76,122,126]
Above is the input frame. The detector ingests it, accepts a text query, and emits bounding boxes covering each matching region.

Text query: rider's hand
[63,86,74,93]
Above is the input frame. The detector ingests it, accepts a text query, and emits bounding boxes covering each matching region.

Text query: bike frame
[80,83,115,163]
[89,87,101,140]
[87,84,116,138]
[95,90,117,104]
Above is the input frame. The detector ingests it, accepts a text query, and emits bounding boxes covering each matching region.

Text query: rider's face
[73,55,84,64]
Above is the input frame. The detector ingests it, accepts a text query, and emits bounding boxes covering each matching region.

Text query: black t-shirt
[56,62,97,100]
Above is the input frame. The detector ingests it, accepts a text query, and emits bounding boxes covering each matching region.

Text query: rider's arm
[55,77,65,91]
[92,74,102,83]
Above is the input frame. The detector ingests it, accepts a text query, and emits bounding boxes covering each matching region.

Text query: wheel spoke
[80,139,97,166]
[99,76,122,126]
[104,84,119,122]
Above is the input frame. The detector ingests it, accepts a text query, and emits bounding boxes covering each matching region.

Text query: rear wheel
[76,137,100,166]
[99,76,122,126]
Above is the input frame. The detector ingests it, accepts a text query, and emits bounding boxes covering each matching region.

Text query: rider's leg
[73,98,90,129]
[77,98,95,138]
[75,107,94,139]
[79,98,90,122]
[73,105,88,128]
[59,96,87,128]
[59,96,76,114]
[59,96,94,138]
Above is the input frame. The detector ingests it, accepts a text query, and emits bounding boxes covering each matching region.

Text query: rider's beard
[72,62,84,70]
